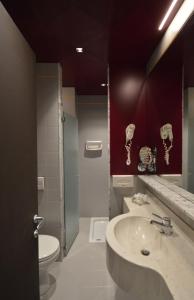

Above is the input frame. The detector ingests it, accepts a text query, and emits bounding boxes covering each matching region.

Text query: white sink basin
[106,214,172,300]
[114,216,162,257]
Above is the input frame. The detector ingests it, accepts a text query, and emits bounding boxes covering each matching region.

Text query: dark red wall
[110,47,183,175]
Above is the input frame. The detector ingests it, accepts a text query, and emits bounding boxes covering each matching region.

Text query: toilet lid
[39,235,60,262]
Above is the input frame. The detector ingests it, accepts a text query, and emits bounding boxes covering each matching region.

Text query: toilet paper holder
[85,141,103,151]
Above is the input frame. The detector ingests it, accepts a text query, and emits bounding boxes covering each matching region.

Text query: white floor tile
[45,218,131,300]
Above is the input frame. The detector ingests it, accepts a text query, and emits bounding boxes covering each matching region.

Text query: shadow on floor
[40,274,56,300]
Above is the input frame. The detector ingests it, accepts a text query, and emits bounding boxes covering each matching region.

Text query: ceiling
[1,0,184,94]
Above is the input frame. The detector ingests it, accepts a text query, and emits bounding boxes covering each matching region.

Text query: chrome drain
[141,249,150,256]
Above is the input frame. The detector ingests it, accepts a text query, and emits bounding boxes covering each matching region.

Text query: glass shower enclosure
[62,112,79,254]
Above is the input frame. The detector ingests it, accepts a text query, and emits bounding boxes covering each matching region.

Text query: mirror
[150,12,194,194]
[182,15,194,194]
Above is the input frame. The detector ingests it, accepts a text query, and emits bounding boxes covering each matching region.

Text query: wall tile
[38,200,61,224]
[77,97,109,217]
[38,190,47,205]
[36,63,59,77]
[45,140,59,153]
[38,163,46,176]
[44,163,60,178]
[47,189,60,202]
[46,126,59,140]
[46,177,60,190]
[45,152,59,165]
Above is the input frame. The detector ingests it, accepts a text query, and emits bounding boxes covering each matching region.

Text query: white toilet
[39,234,60,297]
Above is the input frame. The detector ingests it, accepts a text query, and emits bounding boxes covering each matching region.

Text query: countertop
[123,193,194,300]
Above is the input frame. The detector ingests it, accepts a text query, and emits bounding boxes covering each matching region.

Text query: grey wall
[109,184,136,219]
[77,96,109,217]
[37,63,64,257]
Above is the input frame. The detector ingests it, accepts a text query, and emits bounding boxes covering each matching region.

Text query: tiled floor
[44,218,130,300]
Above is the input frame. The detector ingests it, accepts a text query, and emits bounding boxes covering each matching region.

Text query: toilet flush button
[38,177,45,190]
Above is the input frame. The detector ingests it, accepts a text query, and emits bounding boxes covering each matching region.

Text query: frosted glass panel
[63,113,79,254]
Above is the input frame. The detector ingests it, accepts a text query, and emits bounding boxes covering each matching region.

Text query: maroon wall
[110,47,183,175]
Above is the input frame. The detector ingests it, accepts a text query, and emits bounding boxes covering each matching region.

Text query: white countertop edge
[138,175,194,230]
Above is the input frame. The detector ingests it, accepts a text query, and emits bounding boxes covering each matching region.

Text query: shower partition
[63,112,79,254]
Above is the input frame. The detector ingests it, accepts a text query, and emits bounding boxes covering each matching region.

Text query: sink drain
[141,249,150,256]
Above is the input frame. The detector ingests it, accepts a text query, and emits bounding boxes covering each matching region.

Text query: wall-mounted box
[85,141,103,151]
[37,177,45,190]
[112,175,134,188]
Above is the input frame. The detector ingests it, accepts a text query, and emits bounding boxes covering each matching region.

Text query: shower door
[63,112,79,254]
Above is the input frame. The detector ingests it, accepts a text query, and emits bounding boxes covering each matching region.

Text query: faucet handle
[152,213,163,220]
[163,216,172,227]
[152,213,172,227]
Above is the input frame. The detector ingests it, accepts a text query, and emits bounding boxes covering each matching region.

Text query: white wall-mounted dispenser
[85,141,103,151]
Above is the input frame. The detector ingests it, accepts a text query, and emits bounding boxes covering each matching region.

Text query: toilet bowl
[39,234,60,297]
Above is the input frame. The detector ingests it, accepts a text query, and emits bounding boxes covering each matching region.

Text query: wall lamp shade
[159,0,178,31]
[169,0,194,32]
[148,0,194,73]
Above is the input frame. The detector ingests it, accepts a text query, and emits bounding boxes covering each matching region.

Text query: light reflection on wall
[115,76,144,103]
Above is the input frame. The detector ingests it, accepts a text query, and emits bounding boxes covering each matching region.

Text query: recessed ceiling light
[159,0,178,31]
[101,83,107,87]
[76,48,83,53]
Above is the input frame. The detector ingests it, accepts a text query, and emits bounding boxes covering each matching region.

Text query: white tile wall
[77,96,109,217]
[36,63,64,259]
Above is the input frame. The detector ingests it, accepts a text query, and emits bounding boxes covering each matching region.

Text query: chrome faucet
[150,213,173,235]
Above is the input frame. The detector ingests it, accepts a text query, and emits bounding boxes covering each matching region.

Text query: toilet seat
[39,234,60,296]
[39,235,60,263]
